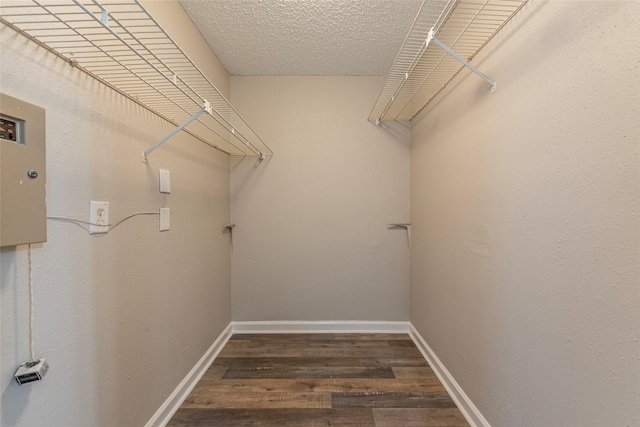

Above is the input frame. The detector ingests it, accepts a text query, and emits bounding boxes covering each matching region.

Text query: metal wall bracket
[225,224,236,252]
[427,28,497,93]
[143,101,210,162]
[388,223,412,250]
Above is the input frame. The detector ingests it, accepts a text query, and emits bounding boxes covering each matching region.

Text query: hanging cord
[47,212,159,228]
[27,244,35,363]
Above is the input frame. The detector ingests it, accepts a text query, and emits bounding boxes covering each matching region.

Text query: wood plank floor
[168,333,470,426]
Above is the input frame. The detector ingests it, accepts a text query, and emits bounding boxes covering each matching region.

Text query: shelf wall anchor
[143,100,211,161]
[427,28,496,93]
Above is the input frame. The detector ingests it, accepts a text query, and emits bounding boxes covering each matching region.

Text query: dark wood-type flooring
[168,333,470,426]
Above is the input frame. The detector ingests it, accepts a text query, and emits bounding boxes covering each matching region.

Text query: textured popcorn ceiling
[178,0,423,76]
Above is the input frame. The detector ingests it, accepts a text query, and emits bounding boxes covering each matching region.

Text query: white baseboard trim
[409,323,490,427]
[145,323,233,427]
[231,320,410,334]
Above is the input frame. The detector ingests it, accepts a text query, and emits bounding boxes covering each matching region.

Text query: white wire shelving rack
[370,0,528,123]
[0,0,273,159]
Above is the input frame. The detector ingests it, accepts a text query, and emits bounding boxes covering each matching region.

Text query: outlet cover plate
[160,207,170,231]
[89,201,109,234]
[159,169,170,193]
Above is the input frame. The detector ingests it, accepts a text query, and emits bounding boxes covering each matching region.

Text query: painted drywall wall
[230,76,410,321]
[0,1,231,426]
[410,1,640,426]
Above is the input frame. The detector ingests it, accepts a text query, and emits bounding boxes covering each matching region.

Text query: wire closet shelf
[0,0,273,158]
[370,0,528,123]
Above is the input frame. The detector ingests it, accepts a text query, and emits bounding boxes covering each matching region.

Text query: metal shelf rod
[0,16,234,157]
[81,0,261,157]
[2,0,272,158]
[369,0,527,122]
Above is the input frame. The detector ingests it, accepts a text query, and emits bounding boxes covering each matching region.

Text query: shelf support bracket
[427,28,497,93]
[100,8,109,27]
[143,101,211,161]
[388,223,412,250]
[225,224,236,253]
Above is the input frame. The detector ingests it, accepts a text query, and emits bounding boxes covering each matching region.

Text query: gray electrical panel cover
[0,93,47,247]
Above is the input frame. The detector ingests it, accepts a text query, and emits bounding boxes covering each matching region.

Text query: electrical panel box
[0,93,47,247]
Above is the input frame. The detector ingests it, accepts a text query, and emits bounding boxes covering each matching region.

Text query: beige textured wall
[410,1,640,426]
[230,76,410,321]
[0,1,231,426]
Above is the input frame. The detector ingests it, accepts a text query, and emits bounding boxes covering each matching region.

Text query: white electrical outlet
[89,201,109,234]
[160,207,170,231]
[159,169,171,193]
